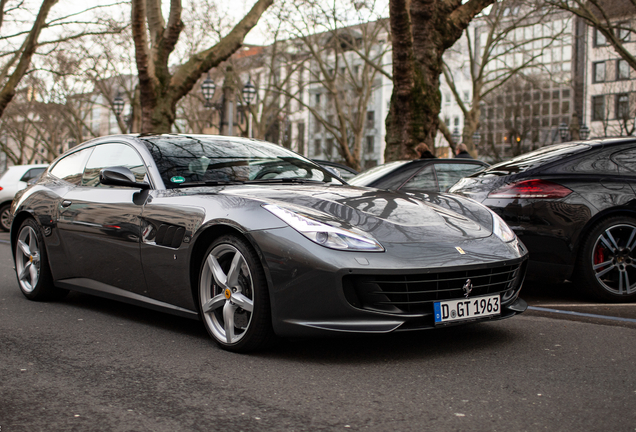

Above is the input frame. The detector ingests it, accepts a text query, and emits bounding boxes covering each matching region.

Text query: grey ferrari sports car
[11,134,528,352]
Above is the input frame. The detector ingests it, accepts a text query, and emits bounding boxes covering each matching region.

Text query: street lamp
[242,78,256,105]
[451,128,461,144]
[242,78,257,138]
[473,131,481,147]
[201,73,216,108]
[113,93,124,117]
[559,122,569,141]
[579,124,590,140]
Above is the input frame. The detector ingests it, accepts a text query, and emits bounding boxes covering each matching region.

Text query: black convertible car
[12,135,528,352]
[450,138,636,302]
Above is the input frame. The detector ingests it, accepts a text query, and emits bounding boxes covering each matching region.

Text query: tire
[14,218,68,301]
[198,234,274,352]
[0,203,12,232]
[577,216,636,302]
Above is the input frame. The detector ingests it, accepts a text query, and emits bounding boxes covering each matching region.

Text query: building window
[366,111,375,129]
[592,95,605,121]
[366,136,374,153]
[616,22,630,42]
[445,92,451,106]
[314,139,321,156]
[314,119,322,133]
[463,91,470,102]
[593,62,606,83]
[315,93,321,105]
[617,60,630,80]
[326,138,334,156]
[616,93,630,119]
[594,29,607,46]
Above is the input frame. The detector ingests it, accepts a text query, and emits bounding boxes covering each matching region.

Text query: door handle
[61,200,72,208]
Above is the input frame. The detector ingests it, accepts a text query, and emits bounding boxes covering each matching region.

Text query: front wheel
[14,218,67,301]
[577,216,636,302]
[198,235,274,352]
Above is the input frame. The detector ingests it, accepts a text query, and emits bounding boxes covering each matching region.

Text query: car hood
[219,184,493,243]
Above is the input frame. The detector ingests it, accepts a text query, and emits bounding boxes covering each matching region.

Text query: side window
[435,163,486,192]
[82,143,147,187]
[400,165,438,191]
[20,168,46,182]
[49,148,93,185]
[372,165,423,190]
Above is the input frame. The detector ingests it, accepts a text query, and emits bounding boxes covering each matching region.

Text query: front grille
[343,262,524,315]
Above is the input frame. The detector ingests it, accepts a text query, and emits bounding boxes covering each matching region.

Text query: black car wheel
[578,216,636,302]
[0,203,11,232]
[198,235,273,352]
[14,219,67,300]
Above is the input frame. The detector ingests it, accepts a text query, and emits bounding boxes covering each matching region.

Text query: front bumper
[249,227,528,338]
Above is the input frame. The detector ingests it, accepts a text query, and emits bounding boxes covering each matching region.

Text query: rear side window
[476,143,589,177]
[434,163,486,191]
[50,148,93,185]
[20,168,46,183]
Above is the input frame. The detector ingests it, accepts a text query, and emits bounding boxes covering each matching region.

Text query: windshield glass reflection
[141,135,343,188]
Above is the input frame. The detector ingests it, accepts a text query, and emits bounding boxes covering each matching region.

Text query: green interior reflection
[141,135,343,188]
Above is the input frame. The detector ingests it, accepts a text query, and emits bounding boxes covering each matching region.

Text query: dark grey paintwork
[11,134,527,338]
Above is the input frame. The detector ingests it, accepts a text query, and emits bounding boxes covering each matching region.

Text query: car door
[56,142,150,296]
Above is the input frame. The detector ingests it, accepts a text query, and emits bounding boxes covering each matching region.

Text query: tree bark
[132,0,273,133]
[385,0,494,161]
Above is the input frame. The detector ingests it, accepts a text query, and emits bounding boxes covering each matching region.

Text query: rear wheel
[198,235,274,352]
[577,216,636,302]
[14,218,67,300]
[0,203,12,232]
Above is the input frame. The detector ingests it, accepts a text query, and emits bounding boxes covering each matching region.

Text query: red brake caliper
[594,244,605,266]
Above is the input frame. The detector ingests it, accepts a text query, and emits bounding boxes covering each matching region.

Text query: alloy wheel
[15,225,41,293]
[200,243,254,345]
[591,223,636,296]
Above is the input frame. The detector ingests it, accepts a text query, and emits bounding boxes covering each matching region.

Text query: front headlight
[263,204,384,252]
[491,211,516,243]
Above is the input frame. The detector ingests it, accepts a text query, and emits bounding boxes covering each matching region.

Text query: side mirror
[100,166,150,189]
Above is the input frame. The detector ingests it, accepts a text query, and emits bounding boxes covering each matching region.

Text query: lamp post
[201,73,216,109]
[113,93,124,117]
[559,122,569,142]
[473,131,481,147]
[242,78,256,138]
[579,124,590,140]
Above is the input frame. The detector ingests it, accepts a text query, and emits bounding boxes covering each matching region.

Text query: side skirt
[55,278,200,320]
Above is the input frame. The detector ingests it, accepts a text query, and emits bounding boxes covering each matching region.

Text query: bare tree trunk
[0,0,58,119]
[132,0,273,133]
[385,0,494,161]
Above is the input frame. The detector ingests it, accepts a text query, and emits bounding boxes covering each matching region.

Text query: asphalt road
[1,233,635,431]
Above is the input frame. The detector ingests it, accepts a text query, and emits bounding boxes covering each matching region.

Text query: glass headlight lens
[263,204,384,251]
[491,211,516,243]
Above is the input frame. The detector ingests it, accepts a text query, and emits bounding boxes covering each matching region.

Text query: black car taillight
[488,179,572,199]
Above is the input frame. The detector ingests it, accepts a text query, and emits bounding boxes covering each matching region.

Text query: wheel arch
[573,206,636,257]
[188,223,273,313]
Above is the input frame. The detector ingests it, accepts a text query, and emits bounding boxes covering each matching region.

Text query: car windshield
[474,143,590,177]
[348,161,409,186]
[141,135,344,188]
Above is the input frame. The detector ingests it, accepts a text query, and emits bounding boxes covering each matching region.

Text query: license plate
[434,294,500,324]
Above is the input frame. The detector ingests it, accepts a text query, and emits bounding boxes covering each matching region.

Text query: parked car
[0,164,48,231]
[312,159,359,181]
[12,134,527,352]
[348,158,489,193]
[449,138,636,302]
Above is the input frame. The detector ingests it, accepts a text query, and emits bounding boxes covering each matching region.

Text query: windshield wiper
[173,180,246,188]
[244,178,326,184]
